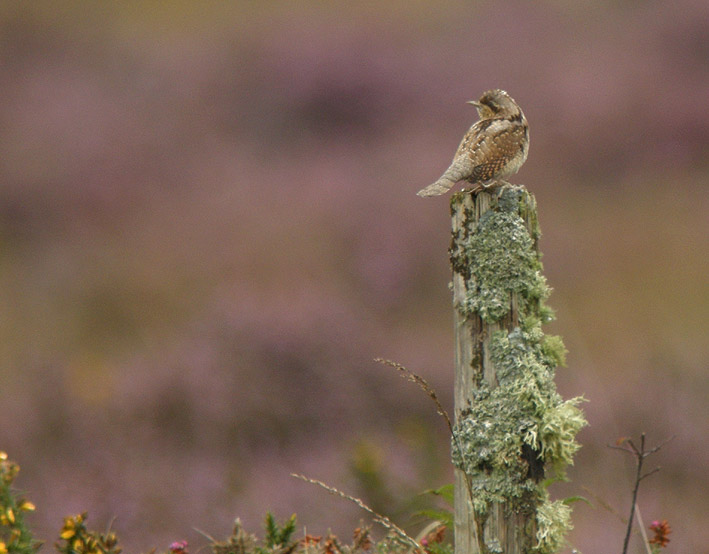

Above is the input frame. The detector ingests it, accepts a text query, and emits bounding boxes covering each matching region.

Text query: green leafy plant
[0,452,41,554]
[56,513,121,554]
[413,485,453,531]
[260,513,297,554]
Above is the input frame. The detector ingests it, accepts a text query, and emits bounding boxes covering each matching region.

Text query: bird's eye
[484,100,499,112]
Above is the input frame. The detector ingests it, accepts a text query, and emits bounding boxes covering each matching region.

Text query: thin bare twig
[290,474,420,551]
[373,357,463,470]
[609,433,674,554]
[374,358,480,548]
[374,358,454,436]
[639,466,662,482]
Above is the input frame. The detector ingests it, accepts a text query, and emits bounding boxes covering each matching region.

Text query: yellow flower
[0,452,7,461]
[61,513,86,540]
[61,518,77,539]
[0,541,7,554]
[0,460,19,485]
[18,500,36,512]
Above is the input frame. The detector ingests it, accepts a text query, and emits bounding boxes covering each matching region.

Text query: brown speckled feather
[417,90,529,197]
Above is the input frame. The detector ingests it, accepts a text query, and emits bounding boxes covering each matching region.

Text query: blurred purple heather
[0,2,707,553]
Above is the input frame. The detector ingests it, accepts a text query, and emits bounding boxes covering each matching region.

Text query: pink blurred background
[0,2,707,552]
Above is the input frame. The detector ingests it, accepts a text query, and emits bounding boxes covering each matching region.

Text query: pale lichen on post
[449,185,586,554]
[451,185,549,324]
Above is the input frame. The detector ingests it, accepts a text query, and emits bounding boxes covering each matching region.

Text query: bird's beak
[467,100,481,107]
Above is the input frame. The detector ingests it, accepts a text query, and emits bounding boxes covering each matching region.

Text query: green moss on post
[449,186,585,554]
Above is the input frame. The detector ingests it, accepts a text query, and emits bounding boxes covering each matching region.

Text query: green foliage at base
[195,513,449,554]
[261,513,297,552]
[57,513,122,554]
[0,453,453,554]
[0,452,41,554]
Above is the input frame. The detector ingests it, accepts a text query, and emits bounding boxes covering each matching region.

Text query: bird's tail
[417,178,456,197]
[417,158,471,197]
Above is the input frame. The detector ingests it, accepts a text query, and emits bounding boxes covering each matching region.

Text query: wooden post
[449,185,546,554]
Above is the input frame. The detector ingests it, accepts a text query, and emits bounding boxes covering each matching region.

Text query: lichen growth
[451,383,536,509]
[540,333,567,368]
[534,495,573,554]
[451,187,550,323]
[451,325,586,511]
[537,397,587,476]
[482,539,503,554]
[450,186,587,552]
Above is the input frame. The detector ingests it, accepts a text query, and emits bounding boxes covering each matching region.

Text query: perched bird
[417,89,529,197]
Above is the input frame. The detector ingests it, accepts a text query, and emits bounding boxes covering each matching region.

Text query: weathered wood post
[449,185,586,554]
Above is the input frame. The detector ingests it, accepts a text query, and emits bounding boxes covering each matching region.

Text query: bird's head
[468,89,522,119]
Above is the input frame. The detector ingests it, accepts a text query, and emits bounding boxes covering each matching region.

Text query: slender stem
[635,507,653,554]
[610,433,670,554]
[621,434,645,554]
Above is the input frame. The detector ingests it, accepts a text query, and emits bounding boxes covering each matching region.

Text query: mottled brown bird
[417,89,529,197]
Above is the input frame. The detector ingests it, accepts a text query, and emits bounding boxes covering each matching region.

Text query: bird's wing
[457,118,527,182]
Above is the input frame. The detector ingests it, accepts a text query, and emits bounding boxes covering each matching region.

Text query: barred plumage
[417,90,529,197]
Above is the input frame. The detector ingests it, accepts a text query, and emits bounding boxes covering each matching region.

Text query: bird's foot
[468,180,512,197]
[474,180,505,194]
